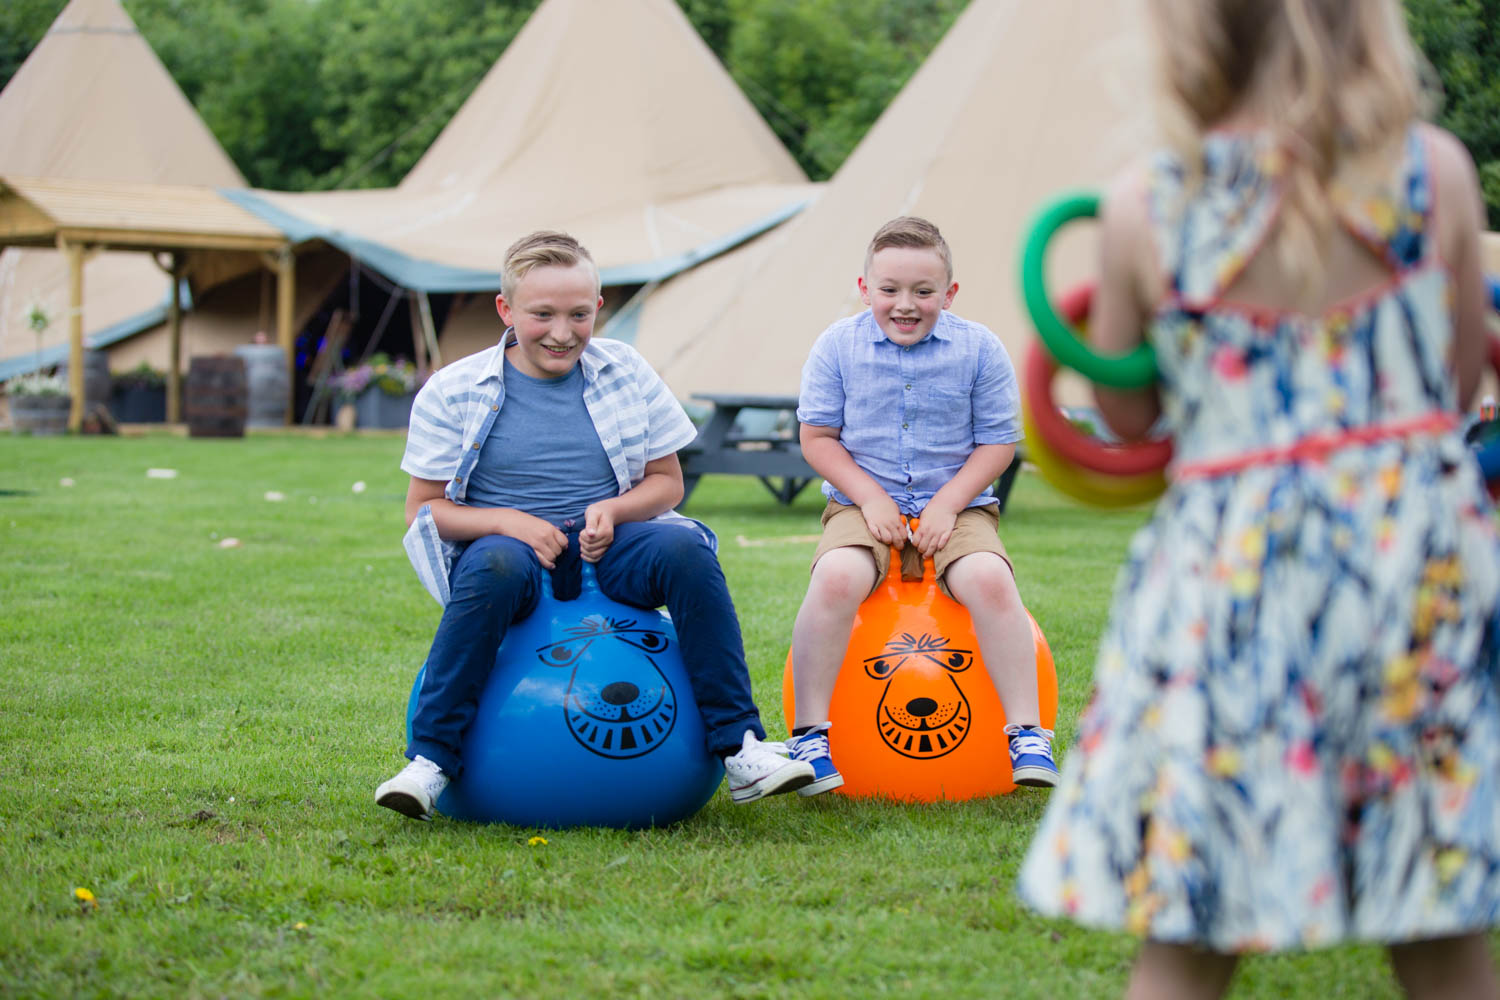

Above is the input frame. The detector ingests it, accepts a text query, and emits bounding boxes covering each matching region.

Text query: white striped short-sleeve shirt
[401,333,708,605]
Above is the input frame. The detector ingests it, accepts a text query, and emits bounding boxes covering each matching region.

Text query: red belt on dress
[1171,411,1460,481]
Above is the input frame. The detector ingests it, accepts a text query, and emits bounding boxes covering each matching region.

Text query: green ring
[1019,191,1158,389]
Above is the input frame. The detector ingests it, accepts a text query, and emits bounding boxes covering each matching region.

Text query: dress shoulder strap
[1330,126,1433,271]
[1145,132,1285,308]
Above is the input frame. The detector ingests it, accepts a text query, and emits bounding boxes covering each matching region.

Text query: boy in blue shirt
[377,231,814,819]
[787,216,1057,793]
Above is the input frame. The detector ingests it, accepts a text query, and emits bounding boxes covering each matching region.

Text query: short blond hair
[500,231,599,297]
[864,216,953,283]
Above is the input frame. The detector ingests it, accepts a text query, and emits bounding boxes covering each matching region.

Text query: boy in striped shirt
[377,231,812,819]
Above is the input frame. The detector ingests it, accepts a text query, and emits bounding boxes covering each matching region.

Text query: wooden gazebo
[0,174,293,430]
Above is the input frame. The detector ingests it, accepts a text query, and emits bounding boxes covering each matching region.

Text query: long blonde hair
[1145,0,1430,294]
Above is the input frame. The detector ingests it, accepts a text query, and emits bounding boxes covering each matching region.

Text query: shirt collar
[859,309,954,345]
[476,329,606,386]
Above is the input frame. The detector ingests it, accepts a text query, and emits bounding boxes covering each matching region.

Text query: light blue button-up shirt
[796,309,1023,516]
[400,333,706,605]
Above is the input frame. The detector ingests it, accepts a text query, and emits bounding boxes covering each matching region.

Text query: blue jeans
[407,521,764,777]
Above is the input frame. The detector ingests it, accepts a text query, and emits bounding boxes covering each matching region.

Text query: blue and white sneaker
[787,723,844,797]
[1004,724,1059,787]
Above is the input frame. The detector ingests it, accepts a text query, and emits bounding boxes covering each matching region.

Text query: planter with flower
[6,373,72,434]
[110,362,167,423]
[333,354,425,429]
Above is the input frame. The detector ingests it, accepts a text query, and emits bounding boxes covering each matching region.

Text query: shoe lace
[1007,727,1054,757]
[788,732,829,762]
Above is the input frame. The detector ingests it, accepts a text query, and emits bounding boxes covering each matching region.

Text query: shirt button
[454,476,462,484]
[472,443,480,450]
[902,422,908,429]
[491,405,499,411]
[905,384,911,390]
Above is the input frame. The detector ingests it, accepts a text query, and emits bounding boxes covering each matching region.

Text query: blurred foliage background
[0,0,1495,224]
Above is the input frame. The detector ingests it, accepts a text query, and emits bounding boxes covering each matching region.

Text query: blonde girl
[1017,1,1500,997]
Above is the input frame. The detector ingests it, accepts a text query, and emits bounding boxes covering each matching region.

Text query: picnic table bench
[678,392,1023,512]
[679,393,816,505]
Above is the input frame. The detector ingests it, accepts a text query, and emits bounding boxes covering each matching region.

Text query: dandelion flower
[528,836,548,847]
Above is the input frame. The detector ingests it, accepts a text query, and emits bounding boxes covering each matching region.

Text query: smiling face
[495,261,603,379]
[857,246,958,346]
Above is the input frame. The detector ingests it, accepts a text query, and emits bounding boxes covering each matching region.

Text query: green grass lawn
[0,431,1490,998]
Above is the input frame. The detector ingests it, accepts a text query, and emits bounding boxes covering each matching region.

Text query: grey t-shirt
[464,357,619,527]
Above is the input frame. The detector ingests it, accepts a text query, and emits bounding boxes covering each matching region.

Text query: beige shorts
[809,501,1012,599]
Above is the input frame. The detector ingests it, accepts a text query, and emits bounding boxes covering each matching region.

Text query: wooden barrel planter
[9,393,72,435]
[57,349,111,413]
[185,355,248,438]
[233,344,290,428]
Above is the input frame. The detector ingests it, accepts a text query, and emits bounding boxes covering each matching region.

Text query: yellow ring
[1021,396,1166,507]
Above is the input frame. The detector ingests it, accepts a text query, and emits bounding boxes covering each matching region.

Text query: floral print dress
[1017,128,1500,952]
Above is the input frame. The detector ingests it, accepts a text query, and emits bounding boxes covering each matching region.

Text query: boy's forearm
[419,497,522,542]
[801,432,891,507]
[597,469,683,525]
[926,442,1016,515]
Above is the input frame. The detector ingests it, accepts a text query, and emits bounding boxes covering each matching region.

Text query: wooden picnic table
[678,392,1023,512]
[679,393,816,505]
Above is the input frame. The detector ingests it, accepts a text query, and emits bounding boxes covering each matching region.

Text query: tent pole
[275,246,295,425]
[416,290,441,370]
[166,252,183,423]
[407,291,428,375]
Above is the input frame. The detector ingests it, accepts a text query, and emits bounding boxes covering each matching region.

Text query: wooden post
[166,252,183,423]
[275,245,295,424]
[62,239,84,433]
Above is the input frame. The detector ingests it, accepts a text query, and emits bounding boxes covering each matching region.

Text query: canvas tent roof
[0,0,243,184]
[625,0,1151,398]
[229,0,815,293]
[0,0,248,372]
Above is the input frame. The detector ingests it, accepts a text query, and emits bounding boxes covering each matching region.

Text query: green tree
[717,0,966,180]
[1404,0,1500,227]
[126,0,340,189]
[0,0,58,91]
[676,0,734,63]
[308,0,537,190]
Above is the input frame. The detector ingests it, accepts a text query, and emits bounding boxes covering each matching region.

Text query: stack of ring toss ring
[1018,192,1169,506]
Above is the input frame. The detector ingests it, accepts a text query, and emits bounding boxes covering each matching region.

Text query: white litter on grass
[264,491,285,502]
[351,481,367,494]
[218,537,242,549]
[59,477,75,487]
[734,534,823,548]
[146,468,178,479]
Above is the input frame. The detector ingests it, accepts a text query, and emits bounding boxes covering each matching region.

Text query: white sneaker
[723,730,815,803]
[375,755,449,820]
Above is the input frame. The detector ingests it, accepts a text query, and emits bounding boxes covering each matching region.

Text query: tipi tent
[0,0,248,376]
[626,0,1151,398]
[229,0,815,307]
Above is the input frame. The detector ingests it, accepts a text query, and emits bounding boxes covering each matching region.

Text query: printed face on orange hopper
[858,246,958,347]
[495,262,603,379]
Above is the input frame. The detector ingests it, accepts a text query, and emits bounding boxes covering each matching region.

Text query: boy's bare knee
[809,547,878,607]
[944,552,1020,610]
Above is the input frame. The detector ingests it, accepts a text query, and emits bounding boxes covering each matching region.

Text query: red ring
[1022,284,1172,477]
